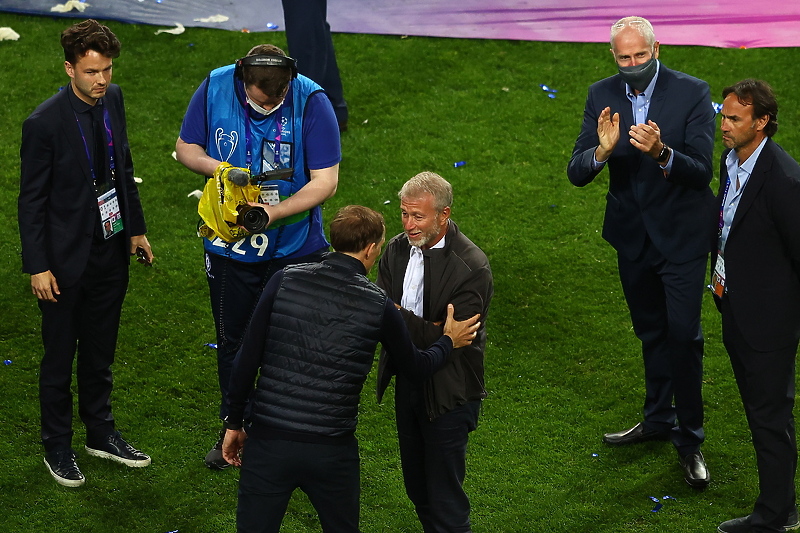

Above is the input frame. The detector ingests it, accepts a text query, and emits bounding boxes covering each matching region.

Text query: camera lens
[237,205,270,233]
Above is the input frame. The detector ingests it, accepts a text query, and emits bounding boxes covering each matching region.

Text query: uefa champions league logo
[215,128,238,162]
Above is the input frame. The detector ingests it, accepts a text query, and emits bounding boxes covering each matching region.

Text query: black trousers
[395,377,480,533]
[38,236,128,452]
[205,249,326,420]
[616,238,707,454]
[722,296,797,532]
[281,0,347,126]
[237,438,361,533]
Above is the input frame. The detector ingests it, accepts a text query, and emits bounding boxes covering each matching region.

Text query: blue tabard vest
[202,65,326,263]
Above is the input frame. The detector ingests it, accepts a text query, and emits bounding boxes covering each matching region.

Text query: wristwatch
[656,143,671,165]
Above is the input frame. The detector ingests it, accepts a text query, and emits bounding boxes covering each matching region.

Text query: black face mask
[618,57,657,92]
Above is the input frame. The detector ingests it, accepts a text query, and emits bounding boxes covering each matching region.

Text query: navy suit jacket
[19,84,147,287]
[567,65,716,264]
[715,139,800,352]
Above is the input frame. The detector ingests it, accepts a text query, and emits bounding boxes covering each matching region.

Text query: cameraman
[175,44,340,469]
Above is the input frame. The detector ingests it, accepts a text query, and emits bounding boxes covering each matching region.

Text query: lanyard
[74,106,115,185]
[717,173,732,238]
[243,100,284,171]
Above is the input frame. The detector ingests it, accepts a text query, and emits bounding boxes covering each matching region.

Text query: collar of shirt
[719,137,769,251]
[625,60,660,125]
[67,83,99,115]
[401,235,446,317]
[725,136,768,198]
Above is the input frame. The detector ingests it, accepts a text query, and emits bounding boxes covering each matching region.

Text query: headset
[234,54,298,80]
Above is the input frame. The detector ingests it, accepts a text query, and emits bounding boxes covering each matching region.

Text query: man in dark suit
[18,19,153,488]
[713,79,800,533]
[376,172,493,532]
[567,16,715,487]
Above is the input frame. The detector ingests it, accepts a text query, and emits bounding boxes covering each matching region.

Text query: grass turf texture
[1,11,799,532]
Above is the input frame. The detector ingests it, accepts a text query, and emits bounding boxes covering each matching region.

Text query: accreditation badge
[710,251,726,298]
[98,187,124,240]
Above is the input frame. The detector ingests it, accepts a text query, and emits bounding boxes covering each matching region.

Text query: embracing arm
[399,263,492,349]
[381,301,480,384]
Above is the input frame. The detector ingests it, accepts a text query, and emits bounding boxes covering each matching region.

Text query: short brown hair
[61,19,120,65]
[722,79,779,137]
[330,206,385,254]
[242,44,292,99]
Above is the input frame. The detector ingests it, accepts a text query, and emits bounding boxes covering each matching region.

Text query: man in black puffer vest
[222,205,481,533]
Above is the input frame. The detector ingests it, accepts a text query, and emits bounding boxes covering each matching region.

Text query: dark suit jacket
[19,84,147,287]
[375,221,493,419]
[567,65,716,264]
[714,139,800,352]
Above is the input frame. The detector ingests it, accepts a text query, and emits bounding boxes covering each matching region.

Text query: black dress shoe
[719,511,800,532]
[679,451,709,488]
[602,422,671,445]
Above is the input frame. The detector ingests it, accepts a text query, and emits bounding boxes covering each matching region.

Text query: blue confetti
[548,93,557,99]
[204,343,217,349]
[3,360,11,365]
[712,102,723,113]
[591,453,598,457]
[266,23,280,30]
[453,161,466,168]
[649,495,676,512]
[539,84,558,93]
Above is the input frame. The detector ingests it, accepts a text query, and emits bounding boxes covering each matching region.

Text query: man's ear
[64,61,75,79]
[364,241,378,259]
[754,114,769,133]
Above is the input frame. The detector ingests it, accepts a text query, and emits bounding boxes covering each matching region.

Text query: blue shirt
[719,137,769,251]
[179,76,340,171]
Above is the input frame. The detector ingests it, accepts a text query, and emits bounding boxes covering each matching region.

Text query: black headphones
[234,54,298,79]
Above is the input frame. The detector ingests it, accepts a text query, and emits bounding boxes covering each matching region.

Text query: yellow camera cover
[197,162,262,242]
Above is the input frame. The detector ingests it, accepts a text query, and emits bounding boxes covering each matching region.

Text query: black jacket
[713,139,800,352]
[376,220,493,419]
[227,252,455,443]
[19,84,147,287]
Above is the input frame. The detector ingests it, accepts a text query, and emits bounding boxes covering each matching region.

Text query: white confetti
[134,177,143,184]
[193,14,229,23]
[0,27,20,41]
[188,190,203,199]
[155,23,185,36]
[51,0,89,12]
